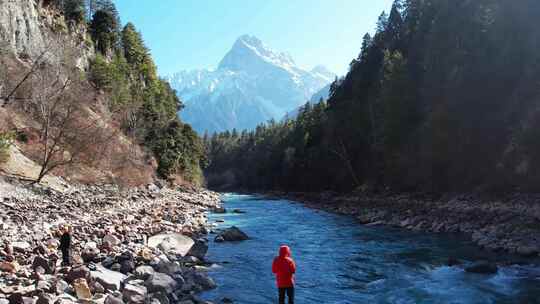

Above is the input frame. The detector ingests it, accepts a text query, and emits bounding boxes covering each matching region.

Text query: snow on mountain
[167,35,335,134]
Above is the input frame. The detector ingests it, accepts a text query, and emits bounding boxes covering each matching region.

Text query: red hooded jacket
[272,245,296,288]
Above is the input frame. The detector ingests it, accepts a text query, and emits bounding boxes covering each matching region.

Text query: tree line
[205,0,540,194]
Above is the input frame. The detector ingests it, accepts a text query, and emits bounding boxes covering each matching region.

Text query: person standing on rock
[59,225,72,266]
[272,245,296,304]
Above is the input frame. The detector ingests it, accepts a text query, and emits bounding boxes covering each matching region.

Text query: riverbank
[264,191,540,258]
[0,176,221,304]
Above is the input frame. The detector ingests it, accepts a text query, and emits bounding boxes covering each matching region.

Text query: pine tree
[63,0,86,23]
[90,10,118,54]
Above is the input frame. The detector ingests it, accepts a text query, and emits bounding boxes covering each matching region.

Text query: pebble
[0,181,222,304]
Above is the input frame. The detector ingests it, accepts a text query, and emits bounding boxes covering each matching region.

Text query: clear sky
[114,0,394,76]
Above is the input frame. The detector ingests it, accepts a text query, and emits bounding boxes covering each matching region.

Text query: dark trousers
[61,249,70,266]
[278,287,294,304]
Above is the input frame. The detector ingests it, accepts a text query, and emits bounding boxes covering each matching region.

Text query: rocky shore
[273,192,540,258]
[0,177,222,304]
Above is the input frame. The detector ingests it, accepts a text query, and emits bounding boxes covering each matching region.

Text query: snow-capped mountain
[167,35,335,134]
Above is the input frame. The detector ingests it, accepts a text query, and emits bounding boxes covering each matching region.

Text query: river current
[201,194,540,304]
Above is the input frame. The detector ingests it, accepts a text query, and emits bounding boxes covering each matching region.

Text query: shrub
[0,132,14,164]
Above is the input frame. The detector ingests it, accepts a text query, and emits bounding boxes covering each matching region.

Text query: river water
[201,194,540,304]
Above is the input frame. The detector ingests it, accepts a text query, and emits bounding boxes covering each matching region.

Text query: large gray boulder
[148,233,194,257]
[90,265,127,291]
[122,283,147,304]
[144,272,178,294]
[214,226,249,242]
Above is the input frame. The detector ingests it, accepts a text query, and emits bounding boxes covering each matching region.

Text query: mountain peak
[218,34,296,72]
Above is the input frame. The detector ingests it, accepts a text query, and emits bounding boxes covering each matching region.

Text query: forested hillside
[0,0,205,186]
[206,0,540,193]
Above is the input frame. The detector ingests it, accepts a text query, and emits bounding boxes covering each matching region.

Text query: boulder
[103,234,121,249]
[144,272,177,294]
[32,256,53,274]
[465,261,498,274]
[120,260,135,274]
[11,241,31,253]
[73,278,92,300]
[81,243,101,263]
[187,239,208,260]
[149,294,169,304]
[134,266,155,280]
[232,209,245,214]
[212,207,226,214]
[214,227,249,242]
[7,293,23,304]
[90,265,126,291]
[148,234,194,257]
[0,261,19,273]
[55,280,69,295]
[65,266,90,283]
[122,283,147,304]
[190,272,216,291]
[104,294,125,304]
[35,293,54,304]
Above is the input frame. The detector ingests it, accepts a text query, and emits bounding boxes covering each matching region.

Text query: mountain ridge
[167,35,335,134]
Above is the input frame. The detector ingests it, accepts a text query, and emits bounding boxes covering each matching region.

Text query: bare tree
[5,39,113,183]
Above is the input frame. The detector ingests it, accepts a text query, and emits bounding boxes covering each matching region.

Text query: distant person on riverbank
[59,225,71,266]
[272,245,296,304]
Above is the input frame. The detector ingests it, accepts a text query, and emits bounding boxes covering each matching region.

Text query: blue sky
[114,0,394,76]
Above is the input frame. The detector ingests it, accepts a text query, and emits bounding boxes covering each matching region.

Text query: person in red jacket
[272,245,296,304]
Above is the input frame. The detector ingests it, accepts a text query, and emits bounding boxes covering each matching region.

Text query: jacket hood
[279,245,291,258]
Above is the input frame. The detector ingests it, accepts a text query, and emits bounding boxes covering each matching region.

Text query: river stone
[90,265,126,291]
[35,293,54,304]
[73,278,92,300]
[11,242,31,252]
[148,234,194,257]
[465,261,498,274]
[104,294,125,304]
[215,227,249,242]
[65,266,90,283]
[122,283,147,304]
[213,207,226,214]
[516,244,539,257]
[134,266,155,280]
[7,293,23,304]
[190,272,216,291]
[187,239,208,260]
[32,256,53,274]
[144,272,177,294]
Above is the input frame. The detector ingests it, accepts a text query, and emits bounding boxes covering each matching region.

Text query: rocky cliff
[0,0,93,68]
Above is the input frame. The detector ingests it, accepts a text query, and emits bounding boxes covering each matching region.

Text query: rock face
[215,226,249,242]
[0,0,94,67]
